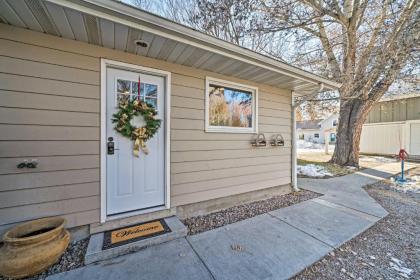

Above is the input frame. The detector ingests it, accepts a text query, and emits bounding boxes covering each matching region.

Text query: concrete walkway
[48,162,415,280]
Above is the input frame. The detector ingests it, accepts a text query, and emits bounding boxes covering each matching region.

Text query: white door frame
[100,59,171,223]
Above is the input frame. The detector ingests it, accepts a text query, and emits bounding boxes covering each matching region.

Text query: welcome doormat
[102,219,171,250]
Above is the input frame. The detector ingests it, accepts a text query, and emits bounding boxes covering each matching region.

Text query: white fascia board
[46,0,341,90]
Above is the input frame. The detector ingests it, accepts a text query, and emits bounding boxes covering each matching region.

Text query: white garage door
[410,123,420,156]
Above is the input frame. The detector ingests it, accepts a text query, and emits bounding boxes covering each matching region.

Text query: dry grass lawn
[298,149,397,170]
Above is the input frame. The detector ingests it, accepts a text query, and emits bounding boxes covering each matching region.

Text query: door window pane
[131,81,144,101]
[116,79,158,109]
[145,84,158,98]
[145,98,157,108]
[117,79,130,94]
[116,79,131,103]
[144,84,158,108]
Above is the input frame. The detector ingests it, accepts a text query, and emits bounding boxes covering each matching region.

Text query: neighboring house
[296,114,339,144]
[0,0,339,237]
[360,94,420,158]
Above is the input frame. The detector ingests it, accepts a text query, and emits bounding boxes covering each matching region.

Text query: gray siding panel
[393,100,407,121]
[366,97,420,123]
[380,102,393,122]
[407,98,420,120]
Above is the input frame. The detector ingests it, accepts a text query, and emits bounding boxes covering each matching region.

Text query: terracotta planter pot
[0,217,70,279]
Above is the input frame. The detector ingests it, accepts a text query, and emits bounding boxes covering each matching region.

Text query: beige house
[0,0,339,237]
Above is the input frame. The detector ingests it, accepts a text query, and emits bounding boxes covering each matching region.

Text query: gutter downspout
[291,83,324,192]
[291,91,299,192]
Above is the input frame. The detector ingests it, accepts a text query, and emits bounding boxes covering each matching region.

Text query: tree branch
[316,20,342,79]
[354,1,388,83]
[301,0,347,24]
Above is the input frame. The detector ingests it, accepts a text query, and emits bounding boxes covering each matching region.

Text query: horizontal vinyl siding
[0,24,291,233]
[0,210,100,237]
[169,76,292,206]
[171,148,290,162]
[0,72,99,99]
[171,155,290,174]
[0,141,99,157]
[172,177,290,206]
[0,107,99,126]
[172,163,290,185]
[0,196,99,226]
[0,56,99,85]
[0,155,99,175]
[0,25,100,234]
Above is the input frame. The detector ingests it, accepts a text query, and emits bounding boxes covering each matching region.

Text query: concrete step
[84,216,187,264]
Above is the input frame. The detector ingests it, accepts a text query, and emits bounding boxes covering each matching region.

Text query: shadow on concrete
[357,168,394,179]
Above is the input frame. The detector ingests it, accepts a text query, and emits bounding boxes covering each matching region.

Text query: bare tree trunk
[330,98,373,167]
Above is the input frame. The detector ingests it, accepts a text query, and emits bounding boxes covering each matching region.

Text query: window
[116,78,158,109]
[314,133,320,138]
[206,78,256,132]
[330,133,336,142]
[205,77,257,133]
[332,119,338,127]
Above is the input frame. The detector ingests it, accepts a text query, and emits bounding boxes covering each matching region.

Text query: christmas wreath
[112,99,161,157]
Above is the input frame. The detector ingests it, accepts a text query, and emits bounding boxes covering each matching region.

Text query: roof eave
[46,0,341,90]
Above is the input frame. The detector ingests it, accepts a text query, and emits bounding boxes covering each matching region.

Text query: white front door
[106,67,165,215]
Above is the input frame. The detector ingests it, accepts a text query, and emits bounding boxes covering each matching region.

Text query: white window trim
[205,77,258,133]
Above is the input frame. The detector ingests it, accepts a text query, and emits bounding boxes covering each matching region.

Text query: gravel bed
[0,238,88,280]
[182,189,320,235]
[293,178,420,280]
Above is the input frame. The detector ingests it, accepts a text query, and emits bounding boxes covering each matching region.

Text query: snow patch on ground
[389,257,413,279]
[390,176,420,193]
[297,140,335,153]
[297,164,333,178]
[297,140,321,149]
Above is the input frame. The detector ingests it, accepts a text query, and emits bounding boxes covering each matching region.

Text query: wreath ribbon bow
[132,127,149,156]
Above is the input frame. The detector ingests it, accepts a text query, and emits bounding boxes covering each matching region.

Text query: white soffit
[0,0,340,93]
